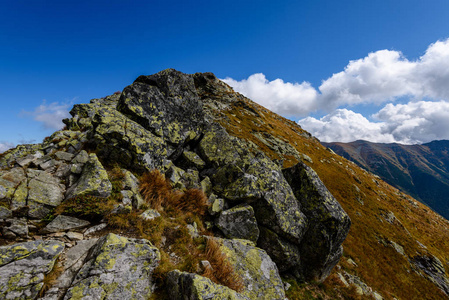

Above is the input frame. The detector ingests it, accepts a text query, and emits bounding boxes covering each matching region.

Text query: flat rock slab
[0,239,64,299]
[43,215,90,233]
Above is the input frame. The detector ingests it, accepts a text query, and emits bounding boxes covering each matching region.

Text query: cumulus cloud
[224,39,449,116]
[299,109,395,143]
[222,73,318,116]
[0,142,14,153]
[374,101,449,144]
[299,101,449,144]
[22,100,71,130]
[318,39,449,108]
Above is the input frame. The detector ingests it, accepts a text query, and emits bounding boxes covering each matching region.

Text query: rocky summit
[0,69,449,299]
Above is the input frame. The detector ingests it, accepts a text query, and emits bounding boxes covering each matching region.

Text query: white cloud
[298,109,395,143]
[299,101,449,144]
[22,100,71,130]
[0,142,14,153]
[222,73,318,116]
[223,39,449,117]
[373,101,449,144]
[318,39,449,108]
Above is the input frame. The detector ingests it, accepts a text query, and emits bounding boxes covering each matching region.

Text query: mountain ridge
[323,139,449,219]
[1,69,449,299]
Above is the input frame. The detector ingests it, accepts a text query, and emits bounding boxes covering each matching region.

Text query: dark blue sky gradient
[1,0,449,144]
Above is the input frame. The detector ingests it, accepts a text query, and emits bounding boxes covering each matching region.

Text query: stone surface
[0,240,64,299]
[216,204,259,243]
[0,206,12,219]
[66,153,112,199]
[283,161,351,282]
[166,270,249,300]
[411,254,449,296]
[3,218,29,238]
[63,233,160,300]
[117,68,206,146]
[219,238,286,300]
[42,215,90,233]
[140,208,161,221]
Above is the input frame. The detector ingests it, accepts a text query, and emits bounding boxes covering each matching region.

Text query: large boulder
[117,68,206,146]
[0,240,64,299]
[283,161,351,282]
[63,233,160,300]
[216,204,259,243]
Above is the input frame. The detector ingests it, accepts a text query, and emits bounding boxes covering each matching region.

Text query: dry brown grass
[209,94,449,299]
[202,238,244,292]
[139,170,172,211]
[39,259,64,297]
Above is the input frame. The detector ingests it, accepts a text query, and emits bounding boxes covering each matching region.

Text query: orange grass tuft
[202,238,244,292]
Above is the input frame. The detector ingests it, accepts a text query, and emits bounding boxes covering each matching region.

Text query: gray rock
[208,194,224,216]
[0,239,64,299]
[117,69,206,146]
[181,150,206,170]
[219,238,286,300]
[283,161,351,282]
[216,204,259,243]
[83,223,107,236]
[140,208,161,221]
[71,150,89,164]
[65,153,112,199]
[54,151,74,162]
[40,239,98,300]
[411,254,449,296]
[3,218,28,238]
[27,169,65,208]
[64,233,160,299]
[166,270,249,300]
[42,215,90,233]
[0,206,12,219]
[65,232,84,241]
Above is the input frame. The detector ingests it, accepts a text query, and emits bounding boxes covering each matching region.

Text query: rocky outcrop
[0,69,352,299]
[283,161,351,281]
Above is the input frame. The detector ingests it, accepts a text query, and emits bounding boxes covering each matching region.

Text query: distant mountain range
[323,140,449,219]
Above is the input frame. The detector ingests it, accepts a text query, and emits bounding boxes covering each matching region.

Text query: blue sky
[2,0,449,151]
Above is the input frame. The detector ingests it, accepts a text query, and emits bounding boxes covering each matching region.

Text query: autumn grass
[211,93,449,299]
[105,168,243,295]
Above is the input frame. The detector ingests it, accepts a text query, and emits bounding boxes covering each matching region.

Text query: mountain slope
[323,140,449,219]
[0,69,449,300]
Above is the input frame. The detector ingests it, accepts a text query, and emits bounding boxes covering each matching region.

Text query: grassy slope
[203,92,449,300]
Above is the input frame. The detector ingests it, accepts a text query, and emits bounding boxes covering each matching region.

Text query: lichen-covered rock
[0,168,27,210]
[166,270,249,300]
[219,238,286,300]
[66,153,112,199]
[0,144,43,169]
[3,218,28,238]
[216,205,259,243]
[117,68,206,146]
[200,125,308,245]
[0,239,64,299]
[180,150,206,170]
[283,161,351,282]
[42,215,90,233]
[27,169,65,218]
[64,233,160,300]
[257,226,301,274]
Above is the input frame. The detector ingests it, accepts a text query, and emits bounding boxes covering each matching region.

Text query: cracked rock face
[0,239,65,300]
